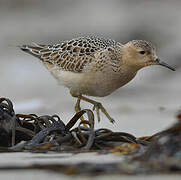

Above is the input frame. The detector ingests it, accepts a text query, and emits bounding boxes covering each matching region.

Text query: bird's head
[121,40,175,71]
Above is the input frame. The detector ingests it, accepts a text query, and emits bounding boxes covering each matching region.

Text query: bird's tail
[19,43,49,59]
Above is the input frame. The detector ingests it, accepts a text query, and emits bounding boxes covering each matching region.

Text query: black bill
[155,59,175,71]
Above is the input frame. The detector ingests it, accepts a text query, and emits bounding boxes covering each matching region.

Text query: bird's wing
[20,36,117,73]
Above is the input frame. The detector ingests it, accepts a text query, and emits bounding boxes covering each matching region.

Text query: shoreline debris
[0,97,181,176]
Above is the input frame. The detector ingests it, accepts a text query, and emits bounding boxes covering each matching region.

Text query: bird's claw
[92,102,115,124]
[110,118,115,124]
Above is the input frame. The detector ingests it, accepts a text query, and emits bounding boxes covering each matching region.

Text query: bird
[19,35,175,123]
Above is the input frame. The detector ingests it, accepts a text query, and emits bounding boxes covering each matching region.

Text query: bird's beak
[155,58,175,71]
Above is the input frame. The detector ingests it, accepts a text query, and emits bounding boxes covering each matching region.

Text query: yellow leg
[80,96,115,123]
[73,95,88,127]
[74,97,81,113]
[74,97,84,121]
[70,92,115,124]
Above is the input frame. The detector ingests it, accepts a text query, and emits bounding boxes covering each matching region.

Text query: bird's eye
[139,51,145,55]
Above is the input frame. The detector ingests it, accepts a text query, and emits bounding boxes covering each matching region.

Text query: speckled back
[21,36,117,73]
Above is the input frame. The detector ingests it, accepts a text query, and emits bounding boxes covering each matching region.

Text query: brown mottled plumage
[21,36,117,73]
[20,36,175,123]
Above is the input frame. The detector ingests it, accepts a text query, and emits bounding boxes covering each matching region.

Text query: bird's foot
[92,102,115,124]
[71,93,115,124]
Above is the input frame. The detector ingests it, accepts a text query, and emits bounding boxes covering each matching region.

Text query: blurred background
[0,0,180,136]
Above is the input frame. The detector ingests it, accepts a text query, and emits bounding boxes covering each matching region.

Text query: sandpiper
[20,36,175,123]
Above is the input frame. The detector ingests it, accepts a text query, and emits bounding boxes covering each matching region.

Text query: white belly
[50,66,136,97]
